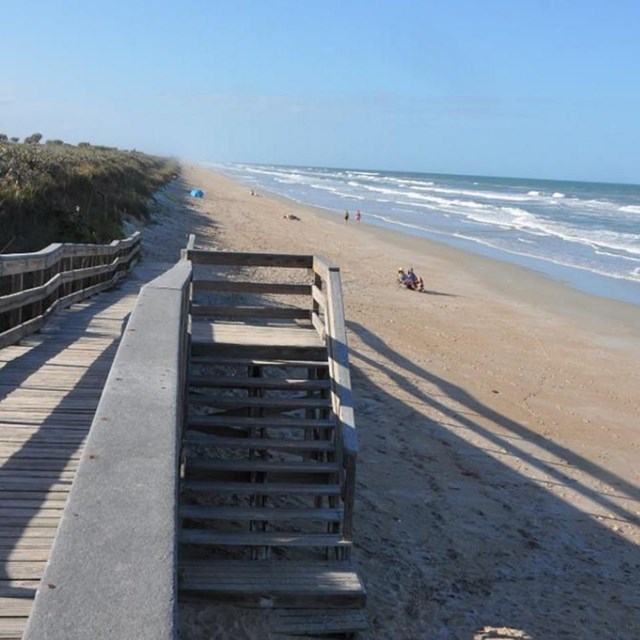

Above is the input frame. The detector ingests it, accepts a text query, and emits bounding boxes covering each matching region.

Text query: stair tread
[183,480,341,495]
[271,608,369,634]
[184,435,335,451]
[179,560,366,606]
[188,396,332,408]
[180,505,343,521]
[188,416,335,428]
[181,531,351,547]
[187,458,339,473]
[190,376,331,390]
[191,357,329,368]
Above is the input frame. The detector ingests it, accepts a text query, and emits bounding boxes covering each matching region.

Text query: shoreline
[212,163,640,309]
[145,163,640,639]
[205,165,640,344]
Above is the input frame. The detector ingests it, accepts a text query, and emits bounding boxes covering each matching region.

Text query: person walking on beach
[344,210,350,224]
[356,210,362,223]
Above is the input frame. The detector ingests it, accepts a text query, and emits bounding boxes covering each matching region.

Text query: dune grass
[0,140,178,253]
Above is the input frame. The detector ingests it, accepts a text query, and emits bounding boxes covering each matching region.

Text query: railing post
[9,273,23,329]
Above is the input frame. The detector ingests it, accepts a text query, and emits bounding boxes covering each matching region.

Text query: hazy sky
[2,1,639,183]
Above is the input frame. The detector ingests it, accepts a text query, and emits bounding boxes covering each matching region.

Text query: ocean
[216,163,640,307]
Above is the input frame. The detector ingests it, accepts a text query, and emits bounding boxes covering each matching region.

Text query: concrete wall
[24,261,192,640]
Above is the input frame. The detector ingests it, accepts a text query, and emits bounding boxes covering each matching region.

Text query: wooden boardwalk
[0,268,157,640]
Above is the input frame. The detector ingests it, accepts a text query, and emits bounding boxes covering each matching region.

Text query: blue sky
[2,1,639,183]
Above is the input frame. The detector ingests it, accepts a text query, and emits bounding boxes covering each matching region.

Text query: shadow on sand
[346,320,639,639]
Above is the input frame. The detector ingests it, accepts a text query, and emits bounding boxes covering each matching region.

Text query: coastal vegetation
[0,136,178,253]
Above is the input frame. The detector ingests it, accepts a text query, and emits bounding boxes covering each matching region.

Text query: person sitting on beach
[397,267,424,292]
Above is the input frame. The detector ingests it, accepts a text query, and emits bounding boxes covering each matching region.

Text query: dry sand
[141,164,640,640]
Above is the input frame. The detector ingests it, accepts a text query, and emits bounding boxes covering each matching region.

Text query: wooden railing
[311,256,358,543]
[184,247,359,544]
[0,232,141,349]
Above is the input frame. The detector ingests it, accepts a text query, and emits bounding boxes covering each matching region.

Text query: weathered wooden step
[190,376,331,391]
[188,396,331,410]
[190,357,329,369]
[187,416,335,432]
[186,458,339,474]
[179,560,366,608]
[184,434,334,452]
[270,608,369,636]
[183,480,341,496]
[181,531,350,548]
[180,505,343,522]
[192,343,328,361]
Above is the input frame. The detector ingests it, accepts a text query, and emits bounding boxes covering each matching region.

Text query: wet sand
[142,164,640,640]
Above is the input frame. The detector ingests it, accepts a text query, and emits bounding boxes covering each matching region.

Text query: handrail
[0,232,141,349]
[312,256,359,542]
[23,260,192,640]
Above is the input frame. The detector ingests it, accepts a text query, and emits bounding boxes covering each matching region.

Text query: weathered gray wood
[187,415,334,430]
[0,233,140,349]
[188,250,313,268]
[183,481,341,496]
[180,505,343,521]
[190,304,310,319]
[181,531,348,546]
[183,434,334,452]
[189,375,330,391]
[179,560,365,609]
[186,459,338,474]
[187,395,331,410]
[192,280,311,295]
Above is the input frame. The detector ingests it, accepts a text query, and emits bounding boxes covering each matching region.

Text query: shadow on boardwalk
[0,288,133,599]
[347,320,640,640]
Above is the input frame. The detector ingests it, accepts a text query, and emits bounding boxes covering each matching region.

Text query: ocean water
[216,163,640,306]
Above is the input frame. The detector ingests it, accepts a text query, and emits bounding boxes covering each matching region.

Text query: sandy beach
[142,164,640,639]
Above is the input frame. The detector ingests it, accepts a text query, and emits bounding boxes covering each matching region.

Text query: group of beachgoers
[397,267,424,292]
[344,209,362,223]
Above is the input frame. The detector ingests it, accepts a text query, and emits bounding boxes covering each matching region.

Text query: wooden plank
[311,285,327,313]
[192,281,311,295]
[187,415,334,430]
[189,375,330,390]
[191,305,310,320]
[180,505,343,521]
[187,395,331,410]
[0,597,33,616]
[188,251,313,268]
[1,563,46,580]
[186,459,338,474]
[311,311,326,341]
[180,531,349,547]
[184,434,334,452]
[183,481,341,496]
[271,609,368,634]
[190,357,328,368]
[311,255,337,280]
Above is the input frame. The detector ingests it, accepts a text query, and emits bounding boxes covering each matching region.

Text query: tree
[10,137,19,143]
[46,139,65,145]
[24,132,43,144]
[0,134,8,142]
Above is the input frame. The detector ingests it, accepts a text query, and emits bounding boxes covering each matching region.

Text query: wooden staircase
[178,247,365,632]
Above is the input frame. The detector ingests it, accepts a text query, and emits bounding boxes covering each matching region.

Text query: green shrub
[24,132,43,144]
[0,141,178,252]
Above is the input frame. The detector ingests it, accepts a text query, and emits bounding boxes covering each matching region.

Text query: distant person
[356,210,362,223]
[344,210,350,224]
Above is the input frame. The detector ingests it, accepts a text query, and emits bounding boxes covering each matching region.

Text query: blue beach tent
[190,189,204,198]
